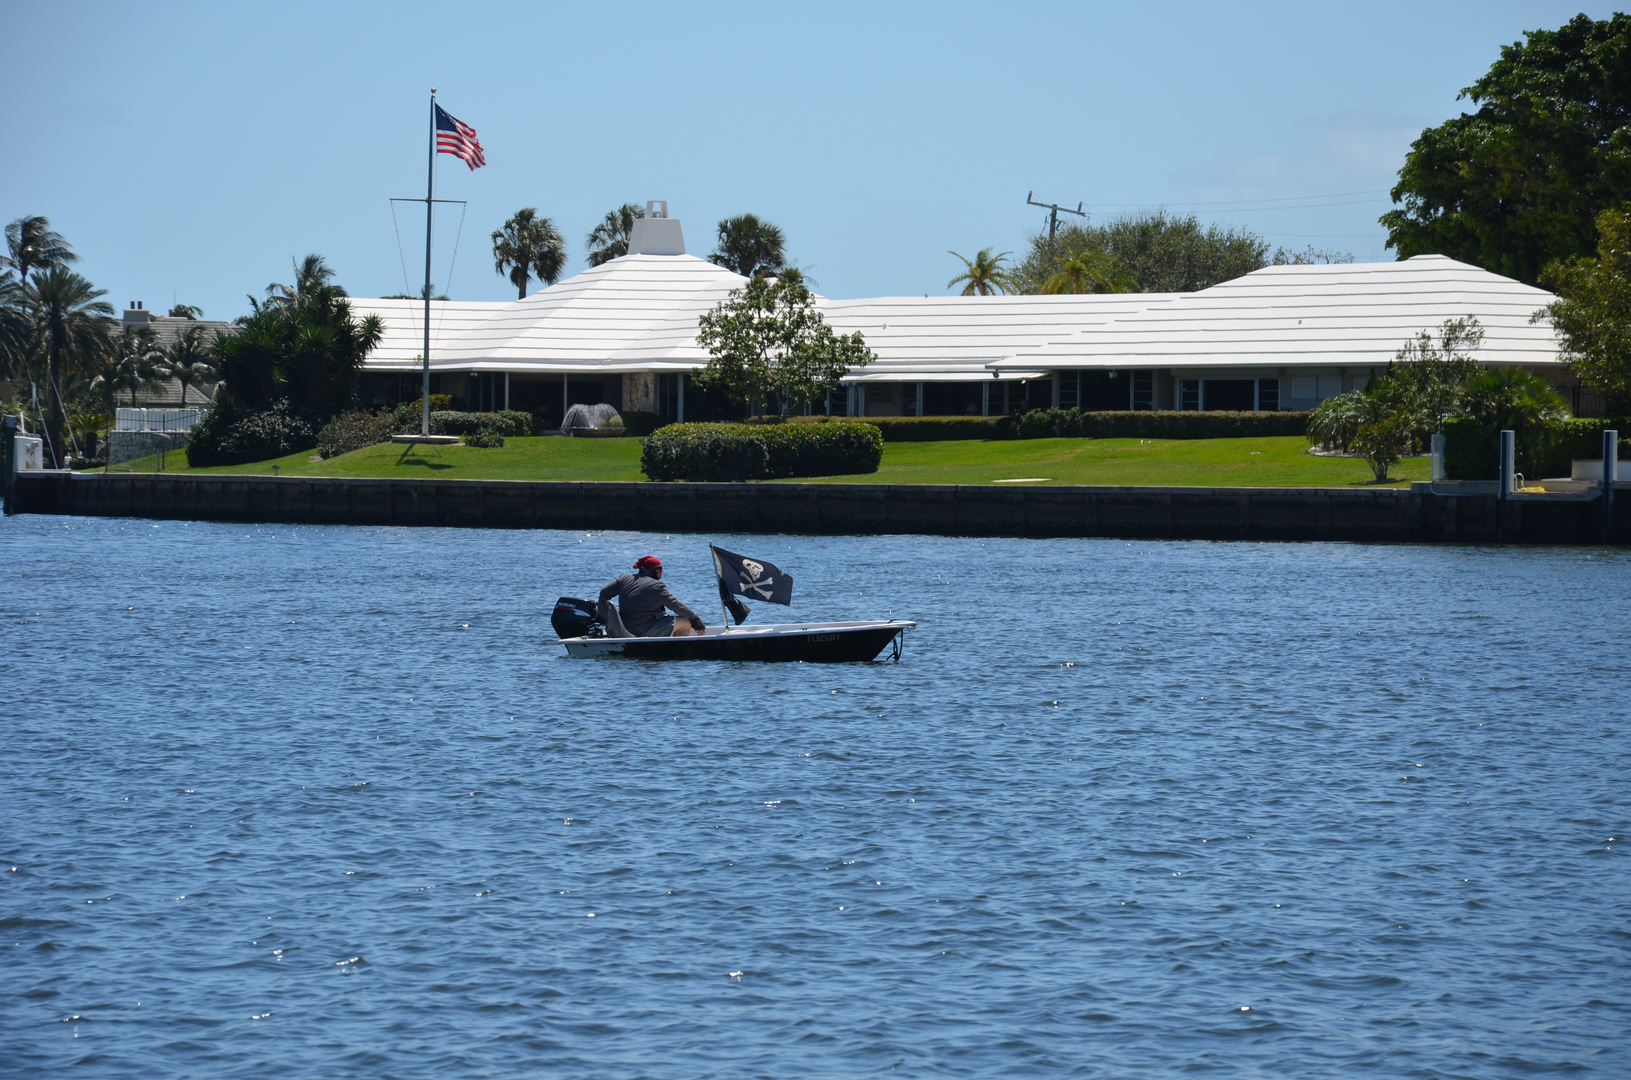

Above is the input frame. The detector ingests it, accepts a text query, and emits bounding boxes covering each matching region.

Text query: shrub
[1448,415,1631,479]
[390,408,533,436]
[1012,408,1085,439]
[1307,394,1367,451]
[641,421,883,481]
[1079,410,1311,439]
[461,426,505,448]
[1442,417,1492,479]
[1543,417,1631,475]
[316,409,396,458]
[783,414,1014,441]
[618,410,663,437]
[187,399,316,467]
[1352,413,1412,481]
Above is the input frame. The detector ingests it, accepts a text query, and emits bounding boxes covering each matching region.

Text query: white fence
[115,408,202,432]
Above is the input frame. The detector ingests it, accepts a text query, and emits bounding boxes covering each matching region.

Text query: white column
[504,372,510,412]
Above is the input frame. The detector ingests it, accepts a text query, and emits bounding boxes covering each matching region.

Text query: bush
[1012,408,1085,439]
[641,421,883,481]
[619,410,663,437]
[1352,413,1412,482]
[187,399,316,467]
[1540,417,1631,476]
[782,414,1013,441]
[461,426,505,448]
[390,407,533,436]
[1078,410,1312,439]
[777,410,1312,441]
[1442,417,1493,479]
[317,409,396,458]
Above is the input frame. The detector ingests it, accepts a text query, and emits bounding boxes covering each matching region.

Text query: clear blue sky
[3,1,1612,317]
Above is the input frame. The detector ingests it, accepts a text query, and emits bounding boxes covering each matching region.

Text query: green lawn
[102,434,1425,487]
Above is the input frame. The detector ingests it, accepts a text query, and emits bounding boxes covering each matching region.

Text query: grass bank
[104,435,1425,487]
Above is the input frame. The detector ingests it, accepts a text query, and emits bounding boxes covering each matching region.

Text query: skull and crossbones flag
[712,544,794,606]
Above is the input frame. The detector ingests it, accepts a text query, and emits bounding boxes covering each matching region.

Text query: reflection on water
[3,516,1629,1077]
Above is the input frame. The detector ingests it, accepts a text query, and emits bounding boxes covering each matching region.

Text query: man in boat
[599,556,707,637]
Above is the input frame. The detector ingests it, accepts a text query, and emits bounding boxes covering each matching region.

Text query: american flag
[434,104,485,170]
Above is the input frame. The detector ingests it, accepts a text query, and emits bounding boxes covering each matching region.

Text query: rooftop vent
[123,301,152,325]
[627,200,685,256]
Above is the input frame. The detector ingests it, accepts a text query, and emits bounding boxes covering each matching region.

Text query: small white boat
[556,618,912,662]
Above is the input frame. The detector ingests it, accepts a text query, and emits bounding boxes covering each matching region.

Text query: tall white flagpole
[421,88,437,438]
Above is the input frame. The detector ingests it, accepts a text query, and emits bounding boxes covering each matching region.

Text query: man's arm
[658,582,705,630]
[598,576,626,604]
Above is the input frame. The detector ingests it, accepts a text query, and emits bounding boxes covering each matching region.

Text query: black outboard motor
[551,597,602,640]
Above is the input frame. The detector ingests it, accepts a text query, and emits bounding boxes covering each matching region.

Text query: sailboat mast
[421,88,437,438]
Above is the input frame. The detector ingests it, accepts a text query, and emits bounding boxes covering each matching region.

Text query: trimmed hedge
[317,409,397,458]
[389,404,534,436]
[780,410,1309,441]
[461,426,506,448]
[641,421,883,482]
[1441,416,1630,480]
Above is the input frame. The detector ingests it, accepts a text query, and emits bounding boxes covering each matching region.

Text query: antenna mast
[1026,191,1087,240]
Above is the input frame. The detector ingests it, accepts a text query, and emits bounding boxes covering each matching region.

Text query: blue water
[3,515,1629,1078]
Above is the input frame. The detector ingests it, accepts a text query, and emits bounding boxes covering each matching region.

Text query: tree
[1015,212,1268,293]
[168,304,203,319]
[1368,317,1485,441]
[585,203,644,267]
[165,324,218,405]
[3,215,77,286]
[25,266,115,466]
[1537,205,1631,413]
[1459,367,1570,473]
[947,248,1020,296]
[214,261,381,422]
[1271,245,1356,265]
[708,214,787,279]
[250,254,341,315]
[695,275,874,415]
[94,325,166,407]
[1380,14,1631,285]
[1041,249,1133,294]
[492,208,567,299]
[0,271,29,383]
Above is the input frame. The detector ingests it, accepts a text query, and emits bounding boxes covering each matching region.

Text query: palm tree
[585,203,645,267]
[95,326,167,407]
[492,208,567,299]
[708,214,786,278]
[947,249,1020,296]
[0,270,31,383]
[1042,250,1132,294]
[252,254,342,314]
[28,266,115,465]
[1459,367,1571,472]
[165,324,218,405]
[3,216,77,286]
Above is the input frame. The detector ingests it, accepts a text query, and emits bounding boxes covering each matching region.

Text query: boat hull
[561,620,912,662]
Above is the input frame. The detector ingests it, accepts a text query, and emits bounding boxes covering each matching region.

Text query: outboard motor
[551,597,601,640]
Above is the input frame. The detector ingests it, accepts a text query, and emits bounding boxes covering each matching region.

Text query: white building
[352,205,1584,423]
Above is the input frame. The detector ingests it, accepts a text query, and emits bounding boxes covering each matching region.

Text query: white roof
[350,298,511,371]
[992,255,1561,371]
[821,293,1176,382]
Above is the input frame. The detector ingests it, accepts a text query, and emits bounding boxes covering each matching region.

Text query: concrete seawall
[8,471,1628,544]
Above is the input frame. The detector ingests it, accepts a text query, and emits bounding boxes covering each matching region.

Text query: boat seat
[598,600,634,638]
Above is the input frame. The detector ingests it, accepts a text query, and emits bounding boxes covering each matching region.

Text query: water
[3,515,1628,1079]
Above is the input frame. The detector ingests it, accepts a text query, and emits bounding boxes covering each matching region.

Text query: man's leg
[671,618,693,637]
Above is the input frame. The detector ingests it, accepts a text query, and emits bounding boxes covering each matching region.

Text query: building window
[1179,378,1200,411]
[867,384,893,405]
[1257,378,1279,411]
[1132,370,1153,411]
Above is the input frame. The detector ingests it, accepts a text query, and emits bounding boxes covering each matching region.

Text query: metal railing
[114,408,202,432]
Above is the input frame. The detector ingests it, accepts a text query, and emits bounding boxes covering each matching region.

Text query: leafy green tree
[3,215,77,286]
[1537,205,1631,412]
[165,324,218,406]
[1381,14,1631,285]
[25,266,115,466]
[214,263,381,423]
[947,248,1020,295]
[167,304,203,319]
[250,254,340,315]
[1368,316,1485,441]
[1016,212,1268,293]
[0,271,29,383]
[695,275,874,416]
[1041,249,1133,294]
[1307,392,1368,452]
[492,208,567,298]
[708,214,787,279]
[94,325,166,407]
[585,203,644,266]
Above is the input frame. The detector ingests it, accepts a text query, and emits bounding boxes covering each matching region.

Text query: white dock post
[1499,429,1515,498]
[1431,432,1446,481]
[1604,429,1618,540]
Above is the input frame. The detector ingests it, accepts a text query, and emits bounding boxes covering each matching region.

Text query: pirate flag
[712,544,794,609]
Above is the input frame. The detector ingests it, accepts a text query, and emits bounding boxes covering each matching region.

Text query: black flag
[712,545,794,606]
[717,577,751,625]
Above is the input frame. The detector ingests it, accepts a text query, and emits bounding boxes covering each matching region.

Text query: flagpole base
[391,434,461,445]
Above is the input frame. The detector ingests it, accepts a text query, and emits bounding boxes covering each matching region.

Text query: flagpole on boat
[711,544,730,631]
[421,87,436,439]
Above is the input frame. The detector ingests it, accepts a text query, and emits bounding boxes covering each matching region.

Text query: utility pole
[1026,192,1087,240]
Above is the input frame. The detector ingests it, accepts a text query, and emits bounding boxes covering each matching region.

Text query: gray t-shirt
[599,573,704,636]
